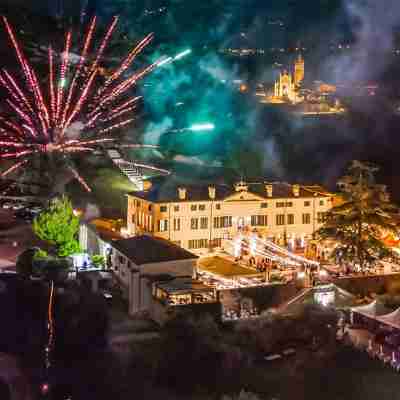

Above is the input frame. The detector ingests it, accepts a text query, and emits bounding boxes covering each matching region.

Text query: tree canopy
[317,160,400,269]
[32,196,80,257]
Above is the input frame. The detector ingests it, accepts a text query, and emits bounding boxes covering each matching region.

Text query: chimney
[178,187,187,200]
[143,180,152,191]
[208,186,216,200]
[265,184,273,197]
[234,181,248,192]
[293,184,300,197]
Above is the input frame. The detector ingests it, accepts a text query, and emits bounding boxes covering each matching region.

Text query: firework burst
[0,16,166,191]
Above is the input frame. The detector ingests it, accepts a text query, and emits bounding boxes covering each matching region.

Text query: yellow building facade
[126,181,333,255]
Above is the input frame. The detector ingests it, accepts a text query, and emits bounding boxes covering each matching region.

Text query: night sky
[1,0,400,198]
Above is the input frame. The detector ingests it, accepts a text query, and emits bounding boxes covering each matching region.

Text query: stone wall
[150,298,222,326]
[218,282,301,314]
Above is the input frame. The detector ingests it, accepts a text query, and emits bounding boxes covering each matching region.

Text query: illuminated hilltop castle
[268,54,304,104]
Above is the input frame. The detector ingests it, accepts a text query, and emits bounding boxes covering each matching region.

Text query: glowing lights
[156,57,173,68]
[189,123,215,131]
[156,48,191,68]
[0,17,160,191]
[41,383,50,395]
[234,235,242,258]
[173,49,192,60]
[69,167,92,192]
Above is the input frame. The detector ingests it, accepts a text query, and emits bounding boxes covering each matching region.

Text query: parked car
[2,202,14,209]
[29,206,42,214]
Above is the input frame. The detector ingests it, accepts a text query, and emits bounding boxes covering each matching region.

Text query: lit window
[317,212,326,223]
[191,218,199,230]
[302,213,311,224]
[251,215,267,226]
[216,204,221,210]
[319,200,325,206]
[173,218,180,231]
[158,219,168,232]
[200,217,208,229]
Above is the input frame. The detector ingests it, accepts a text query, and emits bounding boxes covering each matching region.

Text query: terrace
[153,277,217,306]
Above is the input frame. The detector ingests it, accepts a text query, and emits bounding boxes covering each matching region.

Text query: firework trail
[0,17,167,191]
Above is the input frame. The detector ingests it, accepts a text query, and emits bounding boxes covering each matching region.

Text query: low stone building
[110,235,198,316]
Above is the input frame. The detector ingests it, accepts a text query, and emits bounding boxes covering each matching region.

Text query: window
[276,202,285,208]
[200,217,208,229]
[317,212,326,223]
[286,202,293,207]
[199,204,206,211]
[210,238,222,248]
[191,204,197,211]
[213,216,232,228]
[148,204,152,211]
[261,202,268,208]
[173,218,181,231]
[191,218,199,230]
[302,213,311,224]
[251,215,267,226]
[319,200,325,206]
[304,201,311,207]
[216,203,221,210]
[174,205,179,212]
[188,239,209,249]
[131,214,135,223]
[287,214,295,224]
[160,205,167,212]
[158,219,168,232]
[276,214,285,225]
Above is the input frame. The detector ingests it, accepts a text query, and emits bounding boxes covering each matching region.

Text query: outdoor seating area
[197,256,287,290]
[153,277,218,306]
[340,301,400,372]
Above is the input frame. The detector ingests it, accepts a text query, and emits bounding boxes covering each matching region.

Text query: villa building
[126,180,334,255]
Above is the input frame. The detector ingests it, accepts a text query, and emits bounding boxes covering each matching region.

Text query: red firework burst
[0,16,166,190]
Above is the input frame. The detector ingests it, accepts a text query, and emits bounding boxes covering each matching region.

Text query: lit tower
[294,54,304,87]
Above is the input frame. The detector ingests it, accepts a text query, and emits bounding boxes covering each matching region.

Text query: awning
[351,300,391,318]
[377,307,400,330]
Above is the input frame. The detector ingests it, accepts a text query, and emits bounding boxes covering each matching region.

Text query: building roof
[155,277,214,295]
[85,220,123,243]
[111,235,198,265]
[128,179,332,203]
